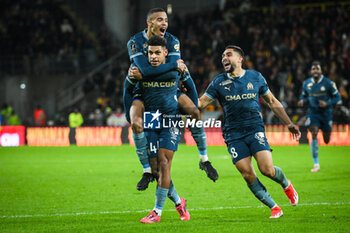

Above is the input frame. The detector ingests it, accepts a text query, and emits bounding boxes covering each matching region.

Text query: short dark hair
[147,8,166,20]
[311,61,321,67]
[147,35,167,47]
[225,45,245,58]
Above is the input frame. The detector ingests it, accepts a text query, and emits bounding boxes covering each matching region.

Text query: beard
[225,64,234,73]
[312,73,321,78]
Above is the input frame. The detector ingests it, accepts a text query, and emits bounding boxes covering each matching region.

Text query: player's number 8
[230,147,238,158]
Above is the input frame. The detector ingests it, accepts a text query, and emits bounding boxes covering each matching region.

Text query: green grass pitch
[0,145,350,232]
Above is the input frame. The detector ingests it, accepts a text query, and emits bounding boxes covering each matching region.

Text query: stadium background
[0,0,349,146]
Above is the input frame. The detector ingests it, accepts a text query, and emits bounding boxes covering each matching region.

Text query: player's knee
[241,172,256,184]
[159,158,170,171]
[191,108,201,120]
[260,167,275,178]
[131,118,143,134]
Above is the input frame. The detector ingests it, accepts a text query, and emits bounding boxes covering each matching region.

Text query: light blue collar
[311,75,324,84]
[226,70,246,79]
[142,29,149,41]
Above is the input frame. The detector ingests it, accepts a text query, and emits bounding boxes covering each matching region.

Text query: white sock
[175,198,181,206]
[143,167,151,173]
[153,208,162,216]
[200,155,208,162]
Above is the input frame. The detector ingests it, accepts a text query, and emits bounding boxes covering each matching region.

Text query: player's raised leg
[178,93,219,182]
[309,126,320,172]
[235,156,282,218]
[124,78,153,190]
[130,100,154,191]
[254,150,298,206]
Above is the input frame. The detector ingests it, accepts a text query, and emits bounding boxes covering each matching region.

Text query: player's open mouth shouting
[159,27,166,37]
[222,59,232,72]
[148,11,168,37]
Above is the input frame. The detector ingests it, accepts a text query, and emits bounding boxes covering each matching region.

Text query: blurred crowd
[89,1,350,126]
[1,1,349,127]
[0,0,119,74]
[169,3,350,124]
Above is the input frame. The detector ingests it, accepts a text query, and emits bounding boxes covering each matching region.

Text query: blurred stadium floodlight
[167,4,172,14]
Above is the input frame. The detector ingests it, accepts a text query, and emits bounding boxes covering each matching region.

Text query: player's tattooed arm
[198,94,214,110]
[176,59,187,75]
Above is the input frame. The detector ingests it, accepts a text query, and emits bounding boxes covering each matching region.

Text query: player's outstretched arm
[127,38,179,78]
[262,92,301,141]
[198,94,214,110]
[133,54,178,78]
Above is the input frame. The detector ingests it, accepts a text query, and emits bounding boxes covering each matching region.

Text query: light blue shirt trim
[311,75,324,83]
[180,76,189,81]
[142,30,148,41]
[130,52,143,59]
[168,52,180,56]
[204,92,215,100]
[261,89,270,96]
[126,76,136,85]
[226,70,246,79]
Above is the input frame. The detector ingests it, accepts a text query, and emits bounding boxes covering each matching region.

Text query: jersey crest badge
[130,41,137,54]
[320,86,325,91]
[170,127,180,140]
[247,82,254,90]
[254,132,266,145]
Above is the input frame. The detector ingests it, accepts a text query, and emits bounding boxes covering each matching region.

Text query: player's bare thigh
[178,94,200,120]
[130,100,144,134]
[254,150,275,178]
[234,156,257,184]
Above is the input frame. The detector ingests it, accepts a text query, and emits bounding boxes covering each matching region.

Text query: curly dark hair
[147,35,167,47]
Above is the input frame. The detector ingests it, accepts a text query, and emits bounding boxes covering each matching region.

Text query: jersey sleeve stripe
[126,76,136,85]
[129,52,143,59]
[180,76,189,81]
[261,89,270,96]
[204,93,215,100]
[332,90,338,95]
[168,52,181,56]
